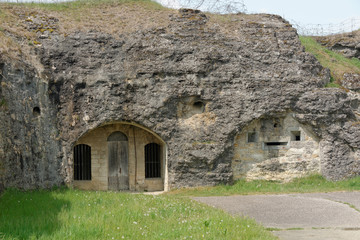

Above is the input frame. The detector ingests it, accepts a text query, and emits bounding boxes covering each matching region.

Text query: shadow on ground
[0,189,70,239]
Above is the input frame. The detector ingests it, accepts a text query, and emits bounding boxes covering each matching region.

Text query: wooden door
[107,132,129,190]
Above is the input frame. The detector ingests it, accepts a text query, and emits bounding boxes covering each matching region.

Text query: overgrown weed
[300,36,360,87]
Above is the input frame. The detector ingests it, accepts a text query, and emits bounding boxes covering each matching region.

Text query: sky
[157,0,360,24]
[155,0,360,35]
[243,0,360,25]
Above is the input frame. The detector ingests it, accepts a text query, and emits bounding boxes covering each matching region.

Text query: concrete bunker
[232,113,321,181]
[72,122,167,191]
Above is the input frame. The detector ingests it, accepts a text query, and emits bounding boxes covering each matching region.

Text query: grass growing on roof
[299,36,360,87]
[168,174,360,197]
[0,0,174,40]
[0,188,276,240]
[20,0,165,11]
[0,0,174,60]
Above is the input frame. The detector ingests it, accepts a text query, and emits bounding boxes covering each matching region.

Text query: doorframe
[103,121,168,191]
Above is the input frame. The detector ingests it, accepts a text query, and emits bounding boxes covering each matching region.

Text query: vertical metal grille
[74,144,91,180]
[145,143,161,178]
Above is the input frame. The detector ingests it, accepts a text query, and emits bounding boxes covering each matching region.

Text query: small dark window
[33,107,40,117]
[273,119,281,128]
[291,131,301,141]
[74,144,91,180]
[193,101,204,109]
[265,142,287,146]
[248,132,257,143]
[145,143,161,178]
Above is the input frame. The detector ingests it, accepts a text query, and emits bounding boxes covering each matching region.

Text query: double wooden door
[107,131,129,190]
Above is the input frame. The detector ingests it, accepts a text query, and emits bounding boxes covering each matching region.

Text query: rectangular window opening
[265,142,288,146]
[291,131,301,141]
[247,132,257,143]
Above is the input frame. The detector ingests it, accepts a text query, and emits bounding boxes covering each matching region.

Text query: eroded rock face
[316,30,360,60]
[343,73,360,91]
[0,9,359,189]
[0,61,62,189]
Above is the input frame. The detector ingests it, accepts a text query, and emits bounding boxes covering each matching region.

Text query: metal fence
[0,0,70,2]
[157,0,360,36]
[289,18,360,36]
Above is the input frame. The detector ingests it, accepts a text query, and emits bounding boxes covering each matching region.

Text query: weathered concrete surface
[0,8,359,189]
[273,229,360,240]
[194,192,360,240]
[299,192,360,209]
[232,113,321,182]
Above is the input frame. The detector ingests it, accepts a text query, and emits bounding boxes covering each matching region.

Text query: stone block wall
[73,123,165,191]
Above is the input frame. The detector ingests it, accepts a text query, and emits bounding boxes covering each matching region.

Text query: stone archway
[73,122,167,191]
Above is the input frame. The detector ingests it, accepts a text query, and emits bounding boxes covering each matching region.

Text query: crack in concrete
[330,199,360,213]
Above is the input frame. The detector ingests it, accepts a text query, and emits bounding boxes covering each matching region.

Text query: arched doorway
[107,131,129,191]
[72,122,167,191]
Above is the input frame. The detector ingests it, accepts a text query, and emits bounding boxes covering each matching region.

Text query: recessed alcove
[193,101,205,109]
[232,113,320,181]
[177,96,208,118]
[291,131,301,141]
[247,132,257,143]
[73,122,167,192]
[33,107,41,117]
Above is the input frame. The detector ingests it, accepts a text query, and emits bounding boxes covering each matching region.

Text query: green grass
[167,174,360,197]
[299,36,360,86]
[0,99,6,107]
[1,177,360,239]
[0,188,276,240]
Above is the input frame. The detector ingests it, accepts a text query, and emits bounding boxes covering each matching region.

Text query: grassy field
[167,174,360,197]
[300,36,360,87]
[0,188,276,240]
[1,175,360,239]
